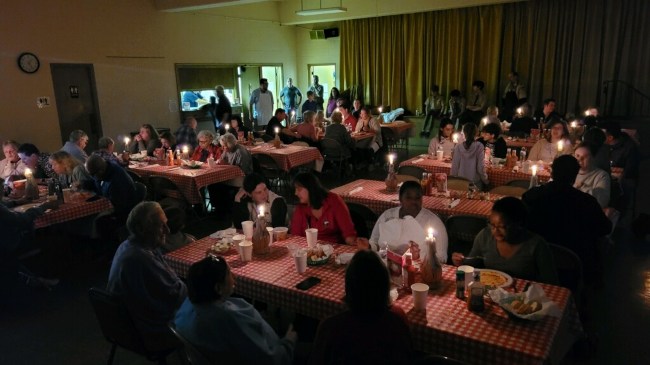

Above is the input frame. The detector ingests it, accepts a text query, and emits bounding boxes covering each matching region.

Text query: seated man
[534,98,560,128]
[107,202,187,351]
[175,117,198,151]
[369,181,448,263]
[91,137,128,167]
[219,133,253,174]
[601,120,639,199]
[463,81,487,126]
[477,122,507,158]
[17,143,57,180]
[265,108,296,143]
[522,155,611,285]
[60,129,89,163]
[447,89,467,125]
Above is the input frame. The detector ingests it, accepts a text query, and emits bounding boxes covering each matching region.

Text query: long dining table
[331,179,498,220]
[129,162,245,204]
[246,144,324,172]
[164,234,583,365]
[24,197,113,229]
[400,156,552,188]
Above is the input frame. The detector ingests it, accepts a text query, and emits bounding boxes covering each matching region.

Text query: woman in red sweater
[290,173,368,248]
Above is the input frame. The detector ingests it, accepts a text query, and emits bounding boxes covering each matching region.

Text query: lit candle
[428,228,433,240]
[557,141,563,152]
[124,137,130,146]
[452,133,458,143]
[570,121,577,128]
[225,124,230,131]
[532,165,537,176]
[378,106,383,113]
[275,127,279,134]
[259,205,264,217]
[517,107,522,115]
[24,168,32,177]
[389,154,394,166]
[585,110,590,116]
[482,117,488,125]
[182,146,188,154]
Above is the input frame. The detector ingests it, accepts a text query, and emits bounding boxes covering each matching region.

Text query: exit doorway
[238,65,283,130]
[308,64,336,102]
[50,64,102,152]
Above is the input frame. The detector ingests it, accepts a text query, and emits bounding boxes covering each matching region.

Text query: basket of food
[306,244,334,266]
[182,160,203,169]
[208,241,232,254]
[489,284,561,321]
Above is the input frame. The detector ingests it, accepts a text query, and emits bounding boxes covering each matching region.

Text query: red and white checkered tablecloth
[331,180,496,220]
[130,164,244,204]
[400,157,552,188]
[246,145,323,172]
[31,198,113,228]
[164,234,582,365]
[381,121,415,136]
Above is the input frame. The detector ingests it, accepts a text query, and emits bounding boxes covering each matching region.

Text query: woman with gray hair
[107,201,187,352]
[190,130,222,162]
[219,133,252,174]
[1,140,27,180]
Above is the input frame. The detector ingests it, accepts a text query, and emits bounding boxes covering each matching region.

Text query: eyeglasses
[198,139,209,144]
[487,222,509,232]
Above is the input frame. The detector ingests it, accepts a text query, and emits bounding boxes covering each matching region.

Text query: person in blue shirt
[175,256,297,364]
[280,78,303,118]
[302,91,318,115]
[182,91,205,108]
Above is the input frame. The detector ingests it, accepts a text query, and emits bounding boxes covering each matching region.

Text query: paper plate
[476,269,513,289]
[13,203,41,212]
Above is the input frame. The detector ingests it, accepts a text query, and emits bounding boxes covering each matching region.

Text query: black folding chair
[445,215,487,258]
[345,202,379,239]
[397,165,426,180]
[253,153,288,193]
[505,179,530,189]
[148,176,206,225]
[320,138,347,178]
[260,134,274,142]
[134,182,147,202]
[548,243,584,306]
[88,288,176,365]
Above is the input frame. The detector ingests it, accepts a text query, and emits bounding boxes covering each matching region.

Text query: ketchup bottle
[402,253,415,292]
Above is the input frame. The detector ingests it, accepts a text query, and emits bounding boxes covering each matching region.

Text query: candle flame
[275,127,279,133]
[585,110,590,116]
[259,205,264,216]
[517,107,522,114]
[25,168,32,176]
[482,118,487,125]
[428,227,433,238]
[452,133,459,143]
[571,121,577,128]
[532,165,537,176]
[389,154,394,165]
[557,141,563,152]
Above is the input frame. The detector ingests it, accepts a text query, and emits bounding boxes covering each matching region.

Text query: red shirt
[290,192,356,244]
[343,114,357,131]
[190,144,222,162]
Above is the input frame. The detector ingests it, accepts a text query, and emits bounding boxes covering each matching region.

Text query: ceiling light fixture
[296,0,347,16]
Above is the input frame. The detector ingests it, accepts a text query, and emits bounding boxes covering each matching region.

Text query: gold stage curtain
[340,0,650,116]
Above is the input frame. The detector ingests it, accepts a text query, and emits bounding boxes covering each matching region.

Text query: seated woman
[451,123,489,189]
[451,197,559,285]
[310,250,413,365]
[574,141,610,208]
[323,111,352,160]
[355,107,382,153]
[219,133,253,174]
[219,115,251,140]
[191,130,222,162]
[233,173,287,228]
[174,256,297,365]
[477,122,507,158]
[429,118,464,156]
[290,172,368,247]
[369,181,448,262]
[315,110,326,129]
[1,140,27,180]
[49,151,91,188]
[289,111,319,145]
[528,118,574,163]
[508,103,537,136]
[17,143,57,179]
[159,131,177,153]
[128,124,162,157]
[91,137,128,167]
[485,106,500,125]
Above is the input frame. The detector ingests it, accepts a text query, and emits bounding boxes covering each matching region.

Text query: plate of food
[208,241,233,254]
[477,269,513,289]
[13,203,41,212]
[182,160,203,169]
[129,152,148,161]
[306,244,334,266]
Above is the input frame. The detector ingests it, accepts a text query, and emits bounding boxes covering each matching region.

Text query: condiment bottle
[402,253,415,292]
[421,172,428,195]
[511,149,519,166]
[168,150,174,166]
[252,211,270,255]
[505,148,512,168]
[456,270,466,299]
[467,272,485,312]
[520,146,527,162]
[426,173,433,195]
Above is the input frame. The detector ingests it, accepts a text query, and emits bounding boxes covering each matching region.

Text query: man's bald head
[85,155,108,179]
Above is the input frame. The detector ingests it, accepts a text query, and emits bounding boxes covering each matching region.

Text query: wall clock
[18,52,40,74]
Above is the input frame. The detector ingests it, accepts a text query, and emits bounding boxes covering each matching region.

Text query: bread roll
[530,301,542,313]
[511,300,523,310]
[517,303,530,314]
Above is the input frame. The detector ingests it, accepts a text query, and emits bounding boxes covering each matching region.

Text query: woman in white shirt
[528,118,574,163]
[574,141,610,208]
[355,107,382,152]
[369,181,448,263]
[0,140,27,180]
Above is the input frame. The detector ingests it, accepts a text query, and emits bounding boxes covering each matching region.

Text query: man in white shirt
[249,78,274,128]
[369,181,448,263]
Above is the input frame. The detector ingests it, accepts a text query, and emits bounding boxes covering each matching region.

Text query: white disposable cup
[207,157,215,168]
[242,221,254,240]
[522,161,530,174]
[294,251,307,274]
[62,188,72,203]
[305,228,318,248]
[239,241,253,262]
[436,150,444,160]
[232,234,246,245]
[287,243,300,257]
[458,265,474,290]
[266,227,274,245]
[411,283,429,311]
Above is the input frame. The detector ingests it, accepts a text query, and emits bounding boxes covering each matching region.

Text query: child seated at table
[232,173,288,229]
[477,122,507,158]
[309,250,413,365]
[451,123,489,189]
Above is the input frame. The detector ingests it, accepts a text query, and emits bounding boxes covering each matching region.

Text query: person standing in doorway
[215,85,232,129]
[280,78,302,120]
[308,75,325,111]
[249,78,274,129]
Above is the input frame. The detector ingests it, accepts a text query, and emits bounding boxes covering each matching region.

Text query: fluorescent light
[296,7,347,16]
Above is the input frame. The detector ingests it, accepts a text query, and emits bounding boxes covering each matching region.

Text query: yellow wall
[0,0,297,155]
[295,28,341,97]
